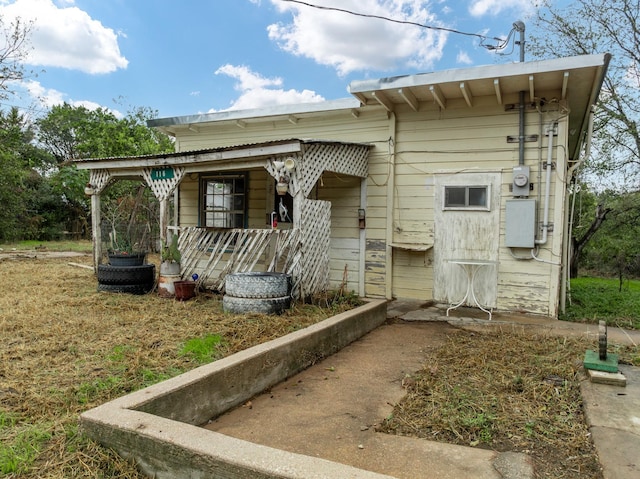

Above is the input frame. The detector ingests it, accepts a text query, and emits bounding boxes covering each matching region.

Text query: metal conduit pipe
[519,90,525,165]
[516,21,526,166]
[535,123,556,246]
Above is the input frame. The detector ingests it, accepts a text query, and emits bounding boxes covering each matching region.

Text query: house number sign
[150,166,175,180]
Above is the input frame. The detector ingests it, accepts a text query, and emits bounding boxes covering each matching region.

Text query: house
[75,53,610,317]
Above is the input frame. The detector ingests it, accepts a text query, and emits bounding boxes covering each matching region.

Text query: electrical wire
[279,0,510,50]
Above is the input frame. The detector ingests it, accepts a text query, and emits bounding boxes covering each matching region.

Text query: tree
[0,15,32,101]
[0,107,54,241]
[579,191,640,287]
[531,0,640,275]
[568,184,609,278]
[532,0,640,187]
[35,104,174,243]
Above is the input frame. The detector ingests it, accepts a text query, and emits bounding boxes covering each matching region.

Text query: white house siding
[495,117,569,317]
[317,174,361,294]
[178,176,198,226]
[170,95,567,316]
[384,98,566,316]
[392,249,434,300]
[174,109,391,296]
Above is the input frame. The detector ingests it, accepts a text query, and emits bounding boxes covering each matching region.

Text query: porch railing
[177,227,301,295]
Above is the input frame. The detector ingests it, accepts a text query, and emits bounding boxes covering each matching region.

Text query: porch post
[159,198,169,245]
[90,193,102,268]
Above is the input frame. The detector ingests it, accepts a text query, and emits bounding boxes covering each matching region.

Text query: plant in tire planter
[108,233,146,266]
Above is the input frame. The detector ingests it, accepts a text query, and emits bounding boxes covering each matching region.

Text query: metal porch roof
[74,138,372,171]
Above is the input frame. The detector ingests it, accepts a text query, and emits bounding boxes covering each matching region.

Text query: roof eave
[147,98,361,130]
[570,53,611,161]
[348,54,610,95]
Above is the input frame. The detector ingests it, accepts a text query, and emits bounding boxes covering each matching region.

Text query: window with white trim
[443,185,490,210]
[200,174,246,228]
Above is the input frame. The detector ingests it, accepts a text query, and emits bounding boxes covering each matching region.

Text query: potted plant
[107,234,146,266]
[160,234,181,274]
[158,234,182,298]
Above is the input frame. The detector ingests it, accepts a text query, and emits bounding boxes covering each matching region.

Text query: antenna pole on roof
[513,20,525,62]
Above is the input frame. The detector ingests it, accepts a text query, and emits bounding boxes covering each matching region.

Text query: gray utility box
[505,199,536,248]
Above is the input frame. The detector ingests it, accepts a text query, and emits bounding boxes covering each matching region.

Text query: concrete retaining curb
[80,299,389,478]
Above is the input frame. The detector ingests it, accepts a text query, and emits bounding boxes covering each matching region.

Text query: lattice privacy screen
[299,199,331,298]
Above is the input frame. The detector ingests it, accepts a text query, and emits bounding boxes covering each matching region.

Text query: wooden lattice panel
[142,166,185,201]
[265,154,303,197]
[89,169,112,194]
[331,143,369,177]
[265,143,369,198]
[177,227,302,296]
[297,146,325,197]
[299,199,331,298]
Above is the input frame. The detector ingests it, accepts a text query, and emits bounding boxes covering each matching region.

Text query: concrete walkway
[207,300,640,479]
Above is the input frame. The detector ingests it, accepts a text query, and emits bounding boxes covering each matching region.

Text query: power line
[279,0,508,48]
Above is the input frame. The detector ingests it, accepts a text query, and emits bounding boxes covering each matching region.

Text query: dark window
[444,185,489,210]
[200,174,246,228]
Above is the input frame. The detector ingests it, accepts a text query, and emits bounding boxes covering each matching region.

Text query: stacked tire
[97,263,156,295]
[223,272,292,314]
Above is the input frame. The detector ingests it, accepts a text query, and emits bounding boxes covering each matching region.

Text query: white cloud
[21,79,65,107]
[468,0,535,18]
[213,64,325,111]
[267,0,448,76]
[20,79,122,116]
[456,50,473,65]
[0,0,128,74]
[215,64,283,91]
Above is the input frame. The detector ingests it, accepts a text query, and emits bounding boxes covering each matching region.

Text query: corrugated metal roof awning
[74,139,372,171]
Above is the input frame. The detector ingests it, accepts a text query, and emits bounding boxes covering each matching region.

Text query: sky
[0,0,546,121]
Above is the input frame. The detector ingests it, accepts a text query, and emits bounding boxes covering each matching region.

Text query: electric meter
[512,165,530,196]
[514,173,529,187]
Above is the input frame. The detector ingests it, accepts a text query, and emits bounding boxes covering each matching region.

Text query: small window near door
[443,185,490,211]
[200,174,246,228]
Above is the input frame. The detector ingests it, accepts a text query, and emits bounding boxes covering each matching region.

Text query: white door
[433,172,500,309]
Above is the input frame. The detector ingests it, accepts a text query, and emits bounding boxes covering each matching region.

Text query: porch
[75,139,372,299]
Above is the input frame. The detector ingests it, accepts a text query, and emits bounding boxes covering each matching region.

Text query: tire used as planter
[97,264,156,285]
[223,295,291,315]
[97,282,155,295]
[225,272,291,299]
[108,252,146,267]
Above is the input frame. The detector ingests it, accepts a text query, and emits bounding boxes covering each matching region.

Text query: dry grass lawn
[0,252,354,478]
[380,327,605,478]
[1,250,638,478]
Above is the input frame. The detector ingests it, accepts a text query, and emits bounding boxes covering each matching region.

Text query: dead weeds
[379,328,604,479]
[1,254,636,478]
[0,254,354,478]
